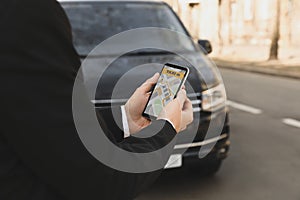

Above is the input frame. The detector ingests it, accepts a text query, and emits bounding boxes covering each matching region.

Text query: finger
[176,89,187,108]
[182,99,193,125]
[182,85,186,90]
[182,98,192,111]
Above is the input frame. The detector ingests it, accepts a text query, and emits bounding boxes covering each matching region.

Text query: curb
[214,61,300,80]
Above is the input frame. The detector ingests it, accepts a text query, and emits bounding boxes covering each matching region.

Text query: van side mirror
[197,40,212,54]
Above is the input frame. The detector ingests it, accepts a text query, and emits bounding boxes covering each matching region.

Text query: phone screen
[143,63,189,119]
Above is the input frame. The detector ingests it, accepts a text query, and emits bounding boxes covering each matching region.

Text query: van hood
[80,52,220,101]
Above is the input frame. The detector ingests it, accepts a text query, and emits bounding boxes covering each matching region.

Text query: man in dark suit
[0,0,193,199]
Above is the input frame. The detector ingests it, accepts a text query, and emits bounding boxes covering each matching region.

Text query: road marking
[227,100,262,115]
[282,118,300,129]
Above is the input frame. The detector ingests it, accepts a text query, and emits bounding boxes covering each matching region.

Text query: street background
[139,0,300,199]
[139,68,300,200]
[164,0,300,78]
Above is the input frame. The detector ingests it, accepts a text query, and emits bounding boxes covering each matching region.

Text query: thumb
[147,72,160,83]
[140,73,160,93]
[176,89,187,108]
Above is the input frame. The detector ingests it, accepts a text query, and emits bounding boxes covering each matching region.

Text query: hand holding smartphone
[142,63,190,120]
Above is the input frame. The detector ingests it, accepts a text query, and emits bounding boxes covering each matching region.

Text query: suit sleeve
[0,0,176,199]
[96,106,127,143]
[96,106,176,152]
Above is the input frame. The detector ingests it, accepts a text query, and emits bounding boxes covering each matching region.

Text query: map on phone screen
[144,65,186,117]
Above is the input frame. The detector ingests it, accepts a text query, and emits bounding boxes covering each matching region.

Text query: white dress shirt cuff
[121,106,177,138]
[121,105,131,138]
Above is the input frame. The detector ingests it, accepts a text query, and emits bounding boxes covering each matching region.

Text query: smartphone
[142,63,190,119]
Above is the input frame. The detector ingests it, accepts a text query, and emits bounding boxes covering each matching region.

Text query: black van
[60,0,230,175]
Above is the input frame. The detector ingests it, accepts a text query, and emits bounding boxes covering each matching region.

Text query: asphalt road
[138,69,300,200]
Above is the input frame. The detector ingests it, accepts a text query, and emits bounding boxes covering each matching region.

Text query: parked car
[60,0,230,175]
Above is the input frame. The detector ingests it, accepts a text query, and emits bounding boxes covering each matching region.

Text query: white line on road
[227,100,263,115]
[282,118,300,129]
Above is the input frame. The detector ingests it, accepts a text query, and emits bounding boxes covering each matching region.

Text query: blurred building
[163,0,300,48]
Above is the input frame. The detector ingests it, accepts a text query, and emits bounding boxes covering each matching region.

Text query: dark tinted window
[62,2,195,55]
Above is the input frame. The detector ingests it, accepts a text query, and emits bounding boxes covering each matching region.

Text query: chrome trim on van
[92,92,202,112]
[91,99,127,104]
[174,134,228,150]
[92,97,201,105]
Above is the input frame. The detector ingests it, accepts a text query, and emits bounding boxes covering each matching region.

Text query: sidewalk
[213,58,300,79]
[210,45,300,79]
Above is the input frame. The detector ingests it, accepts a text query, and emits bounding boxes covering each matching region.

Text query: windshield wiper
[78,50,176,58]
[126,50,174,56]
[79,55,87,59]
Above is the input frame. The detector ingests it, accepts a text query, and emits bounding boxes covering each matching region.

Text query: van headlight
[201,83,226,112]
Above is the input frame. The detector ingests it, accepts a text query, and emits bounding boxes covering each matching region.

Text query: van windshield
[62,2,196,56]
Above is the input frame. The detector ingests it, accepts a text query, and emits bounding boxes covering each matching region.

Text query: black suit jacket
[0,0,176,199]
